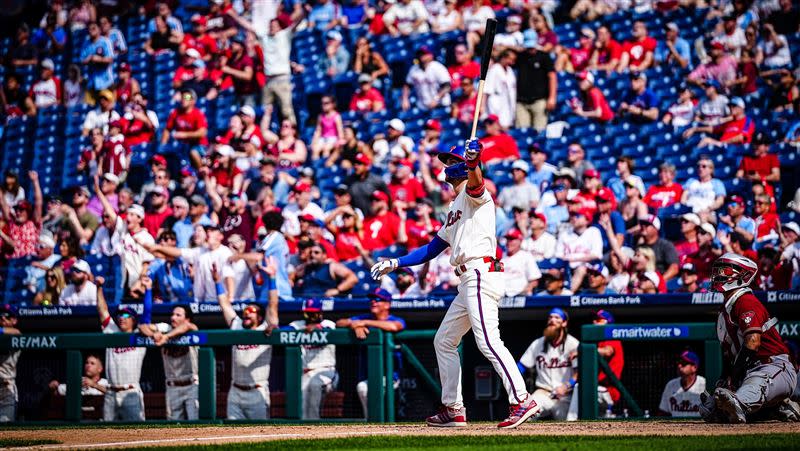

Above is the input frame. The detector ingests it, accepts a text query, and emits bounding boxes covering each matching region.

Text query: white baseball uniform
[155,323,199,420]
[659,376,706,417]
[0,350,20,422]
[288,319,338,419]
[519,334,579,420]
[101,318,147,421]
[227,317,272,420]
[434,186,530,408]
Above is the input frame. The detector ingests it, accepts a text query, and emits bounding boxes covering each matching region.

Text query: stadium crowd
[0,0,798,308]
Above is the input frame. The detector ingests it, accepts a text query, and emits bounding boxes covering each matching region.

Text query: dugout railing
[0,328,439,424]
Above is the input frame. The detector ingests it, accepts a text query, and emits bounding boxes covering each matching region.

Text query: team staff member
[137,278,200,421]
[518,308,579,420]
[0,305,21,422]
[658,350,706,417]
[288,299,338,420]
[95,277,147,422]
[49,354,109,396]
[213,264,273,420]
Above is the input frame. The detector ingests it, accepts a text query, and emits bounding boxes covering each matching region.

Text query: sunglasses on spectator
[46,274,57,280]
[698,164,711,168]
[182,94,194,101]
[756,200,770,205]
[117,312,133,319]
[243,306,260,316]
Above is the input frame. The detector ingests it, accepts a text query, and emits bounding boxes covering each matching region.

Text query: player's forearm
[397,236,449,267]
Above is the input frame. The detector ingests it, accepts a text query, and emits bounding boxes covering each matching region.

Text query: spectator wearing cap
[555,27,595,73]
[594,187,625,252]
[637,215,679,281]
[307,0,342,31]
[112,61,138,108]
[681,156,727,217]
[656,22,691,69]
[676,263,704,293]
[221,37,259,105]
[687,41,737,88]
[59,259,98,306]
[81,89,120,136]
[686,96,755,148]
[325,203,371,262]
[634,270,663,294]
[753,193,781,250]
[337,288,406,418]
[572,168,603,219]
[484,49,517,128]
[756,246,793,290]
[693,80,730,127]
[381,266,429,298]
[161,88,209,169]
[350,74,386,113]
[24,233,62,296]
[618,72,659,123]
[121,92,159,148]
[572,71,614,122]
[528,145,557,194]
[61,185,99,245]
[293,241,357,297]
[497,160,540,214]
[388,158,426,210]
[580,263,616,295]
[644,163,684,213]
[501,229,542,297]
[142,185,173,237]
[662,85,697,129]
[98,119,129,179]
[25,59,62,115]
[618,177,648,231]
[146,230,193,302]
[181,15,218,60]
[494,14,524,53]
[87,173,120,219]
[522,212,556,261]
[80,21,115,103]
[362,190,406,251]
[372,119,415,164]
[516,35,557,131]
[298,214,338,260]
[617,21,657,73]
[557,209,603,289]
[382,0,430,36]
[176,58,218,101]
[736,132,780,185]
[316,30,350,78]
[418,119,444,156]
[227,106,266,171]
[402,45,451,111]
[448,44,480,91]
[717,195,756,243]
[686,222,720,283]
[0,170,42,259]
[346,153,391,215]
[451,76,479,125]
[282,181,325,238]
[536,267,573,296]
[541,177,572,236]
[658,350,706,418]
[675,213,702,258]
[478,114,520,165]
[173,48,203,88]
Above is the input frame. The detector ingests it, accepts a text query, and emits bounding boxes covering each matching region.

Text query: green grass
[119,434,800,451]
[0,438,60,447]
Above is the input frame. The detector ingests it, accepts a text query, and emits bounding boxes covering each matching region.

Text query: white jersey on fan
[181,245,235,303]
[437,188,497,267]
[155,323,198,382]
[658,376,706,418]
[288,320,337,369]
[113,217,155,288]
[102,318,147,385]
[230,316,272,385]
[519,334,580,391]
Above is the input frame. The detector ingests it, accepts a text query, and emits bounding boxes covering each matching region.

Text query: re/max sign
[10,336,58,348]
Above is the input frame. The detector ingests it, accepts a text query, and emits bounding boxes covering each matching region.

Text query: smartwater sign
[604,325,690,340]
[129,333,208,346]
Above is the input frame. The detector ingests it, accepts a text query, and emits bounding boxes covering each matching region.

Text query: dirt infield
[2,422,798,450]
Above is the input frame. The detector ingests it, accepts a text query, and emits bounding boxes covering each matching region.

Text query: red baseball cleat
[426,405,467,427]
[497,394,540,429]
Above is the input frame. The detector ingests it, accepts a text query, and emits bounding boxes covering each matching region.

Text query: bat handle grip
[469,79,486,141]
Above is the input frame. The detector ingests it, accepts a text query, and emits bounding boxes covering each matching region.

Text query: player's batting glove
[370,259,398,280]
[464,139,482,169]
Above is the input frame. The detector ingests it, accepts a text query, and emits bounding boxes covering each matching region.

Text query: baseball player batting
[372,21,539,425]
[699,253,799,423]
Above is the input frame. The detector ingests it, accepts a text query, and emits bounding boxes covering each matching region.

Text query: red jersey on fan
[388,178,426,205]
[182,33,218,58]
[644,183,683,211]
[479,133,520,163]
[99,135,129,176]
[349,88,385,113]
[597,339,624,402]
[335,231,364,261]
[714,116,755,144]
[166,107,208,146]
[448,61,480,90]
[405,218,442,250]
[362,212,401,251]
[622,37,657,68]
[717,291,789,363]
[738,153,779,180]
[572,191,598,219]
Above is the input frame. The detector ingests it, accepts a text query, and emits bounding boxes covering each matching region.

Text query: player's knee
[434,329,459,352]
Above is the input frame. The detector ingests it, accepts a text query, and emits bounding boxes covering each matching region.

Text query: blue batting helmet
[444,162,468,180]
[438,145,467,166]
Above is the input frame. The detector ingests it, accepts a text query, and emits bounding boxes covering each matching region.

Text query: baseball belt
[109,384,136,392]
[233,383,262,391]
[454,257,504,277]
[304,366,336,374]
[166,378,196,387]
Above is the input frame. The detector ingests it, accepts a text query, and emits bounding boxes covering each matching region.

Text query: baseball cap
[334,184,349,195]
[299,213,324,227]
[41,58,55,70]
[229,191,248,203]
[388,118,406,133]
[730,97,746,109]
[116,306,137,318]
[679,350,700,366]
[416,45,433,57]
[98,89,114,101]
[71,259,92,275]
[368,287,392,302]
[39,234,56,249]
[680,262,697,273]
[681,213,701,226]
[783,221,800,235]
[191,14,207,25]
[642,271,661,288]
[587,262,609,278]
[529,143,548,158]
[595,187,615,203]
[128,204,145,218]
[103,173,120,184]
[483,114,500,125]
[14,200,33,214]
[511,160,530,174]
[150,154,167,166]
[354,152,372,165]
[699,223,716,236]
[190,194,207,206]
[185,48,202,59]
[576,71,595,84]
[172,196,189,208]
[358,73,372,84]
[397,267,414,277]
[554,168,577,184]
[151,185,167,196]
[710,41,725,50]
[371,190,389,202]
[507,15,522,24]
[326,30,343,41]
[595,309,614,323]
[119,62,131,72]
[580,27,596,39]
[203,223,221,232]
[706,79,722,90]
[532,212,547,226]
[108,118,124,130]
[728,194,745,206]
[0,303,18,318]
[549,308,568,321]
[215,144,235,157]
[504,228,523,240]
[630,71,647,82]
[239,105,256,118]
[664,22,679,32]
[302,298,323,312]
[639,214,661,230]
[584,168,600,179]
[425,119,442,131]
[293,182,312,193]
[624,178,645,194]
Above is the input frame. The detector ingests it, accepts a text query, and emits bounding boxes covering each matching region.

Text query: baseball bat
[469,18,498,141]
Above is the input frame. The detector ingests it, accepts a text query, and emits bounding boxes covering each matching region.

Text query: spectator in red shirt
[299,214,338,261]
[478,114,519,164]
[121,92,159,148]
[173,48,203,88]
[0,171,42,259]
[589,26,622,73]
[451,76,478,125]
[684,222,719,283]
[220,37,257,105]
[404,198,441,250]
[207,145,244,194]
[362,190,406,251]
[674,213,701,259]
[572,71,614,122]
[161,88,208,169]
[617,21,656,73]
[736,132,780,185]
[643,162,683,212]
[325,205,371,263]
[180,15,218,60]
[98,119,129,178]
[686,97,754,148]
[388,159,426,210]
[448,43,480,90]
[555,27,595,73]
[350,73,385,113]
[572,168,601,219]
[143,186,173,237]
[753,194,781,249]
